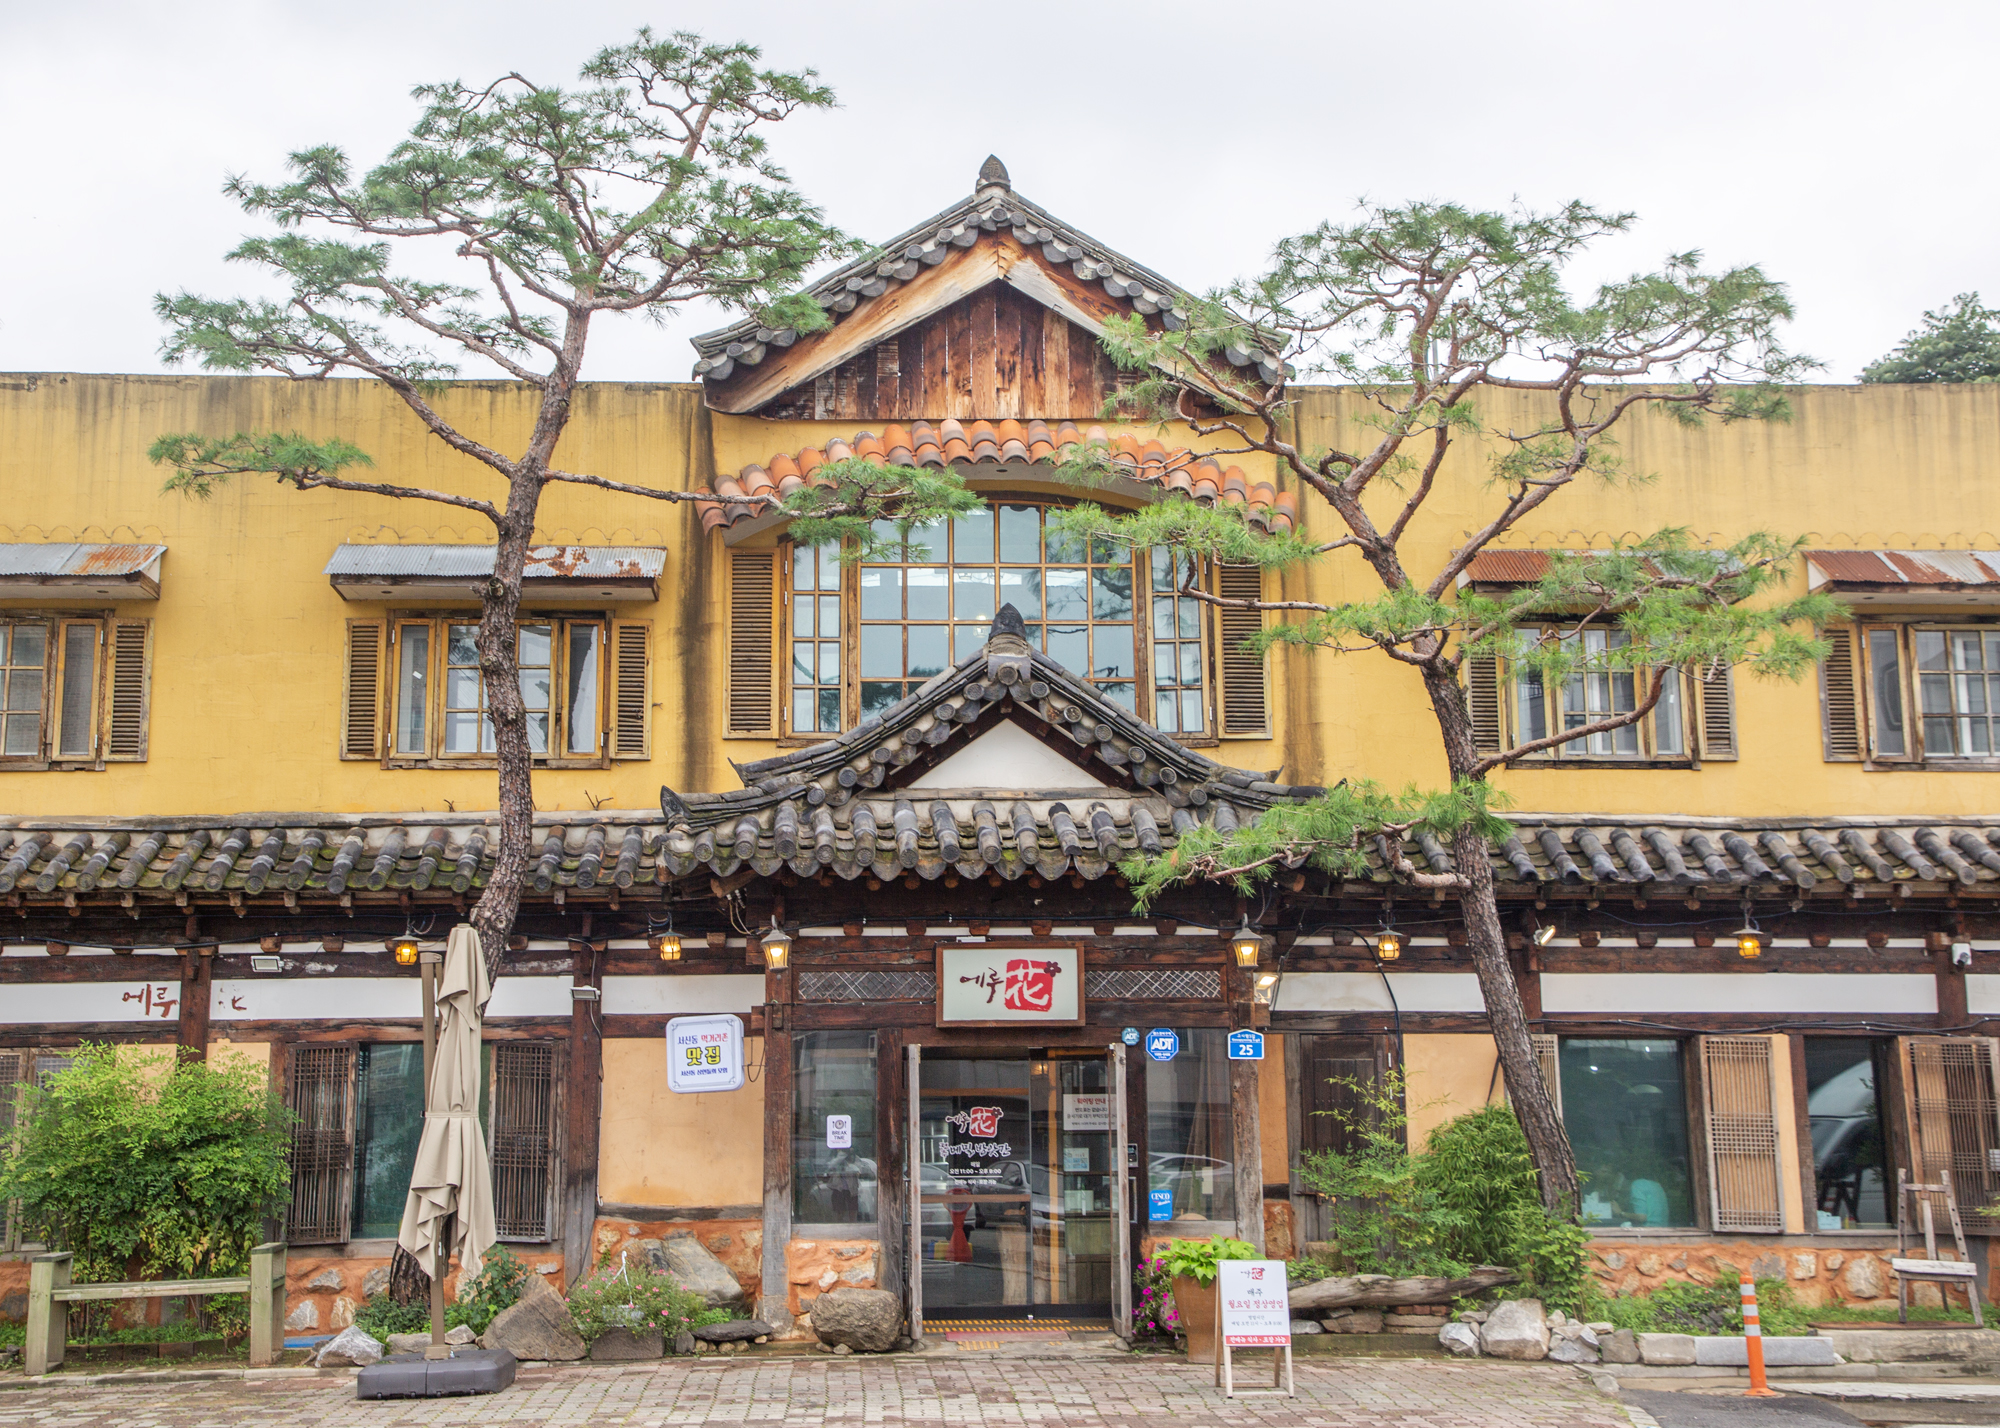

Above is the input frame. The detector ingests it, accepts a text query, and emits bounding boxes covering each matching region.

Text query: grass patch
[1804,1302,1996,1327]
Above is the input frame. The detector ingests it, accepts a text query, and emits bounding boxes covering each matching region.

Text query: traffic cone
[1742,1273,1780,1398]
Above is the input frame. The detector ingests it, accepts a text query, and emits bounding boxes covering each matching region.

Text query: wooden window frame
[380,612,617,771]
[1495,624,1706,769]
[1854,619,2000,771]
[774,500,1223,747]
[0,611,143,772]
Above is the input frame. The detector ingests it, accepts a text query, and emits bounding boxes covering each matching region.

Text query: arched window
[784,500,1214,739]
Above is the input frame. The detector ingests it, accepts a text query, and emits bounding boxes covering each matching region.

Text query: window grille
[1902,1036,2000,1233]
[1700,1036,1783,1233]
[490,1042,559,1241]
[286,1044,356,1244]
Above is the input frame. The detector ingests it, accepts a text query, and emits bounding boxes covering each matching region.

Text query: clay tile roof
[707,420,1294,536]
[1462,550,1555,585]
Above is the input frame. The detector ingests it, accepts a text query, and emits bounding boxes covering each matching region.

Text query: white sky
[3,0,1994,385]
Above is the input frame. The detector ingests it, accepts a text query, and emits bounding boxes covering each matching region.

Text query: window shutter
[727,550,777,736]
[1697,660,1738,761]
[1820,626,1862,761]
[341,621,384,760]
[610,621,651,760]
[1466,656,1503,756]
[1900,1036,2000,1233]
[286,1044,356,1245]
[1215,562,1270,737]
[1699,1036,1784,1232]
[102,619,152,762]
[0,1049,22,1250]
[490,1041,561,1240]
[1529,1034,1563,1117]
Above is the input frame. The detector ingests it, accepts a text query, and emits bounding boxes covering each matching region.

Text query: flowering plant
[566,1250,712,1346]
[1130,1256,1182,1344]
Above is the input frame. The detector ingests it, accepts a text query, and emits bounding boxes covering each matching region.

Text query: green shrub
[565,1252,710,1345]
[1414,1105,1540,1267]
[1597,1274,1809,1337]
[1296,1071,1469,1277]
[0,1320,25,1350]
[0,1044,292,1335]
[353,1292,473,1340]
[454,1246,529,1334]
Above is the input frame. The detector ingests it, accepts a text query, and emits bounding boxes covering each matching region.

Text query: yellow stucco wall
[596,1037,764,1208]
[1402,1033,1506,1151]
[0,374,1994,818]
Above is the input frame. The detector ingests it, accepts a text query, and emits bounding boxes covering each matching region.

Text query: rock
[1792,1252,1818,1280]
[1602,1329,1640,1364]
[1384,1313,1446,1329]
[1841,1257,1887,1299]
[694,1319,775,1343]
[757,1336,770,1345]
[592,1328,664,1360]
[285,1300,319,1332]
[810,1288,901,1353]
[1598,1253,1627,1272]
[892,1336,909,1350]
[1439,1322,1481,1357]
[307,1268,345,1293]
[1637,1332,1697,1366]
[330,1296,355,1329]
[387,1333,432,1355]
[1694,1336,1842,1367]
[673,1330,696,1355]
[446,1325,476,1346]
[1329,1310,1383,1333]
[1548,1310,1567,1326]
[1479,1300,1548,1361]
[1636,1255,1662,1277]
[1825,1253,1845,1272]
[1750,1253,1786,1281]
[362,1267,391,1298]
[638,1233,747,1309]
[480,1271,586,1362]
[695,1340,714,1354]
[1666,1255,1687,1272]
[315,1326,385,1367]
[1548,1335,1599,1364]
[833,1343,853,1355]
[814,1340,834,1353]
[1586,1322,1613,1334]
[834,1245,867,1259]
[0,1290,25,1321]
[1290,1319,1322,1335]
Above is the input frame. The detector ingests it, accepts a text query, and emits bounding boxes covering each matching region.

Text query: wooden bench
[24,1242,287,1376]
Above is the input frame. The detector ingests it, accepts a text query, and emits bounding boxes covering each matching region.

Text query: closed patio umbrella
[395,923,496,1354]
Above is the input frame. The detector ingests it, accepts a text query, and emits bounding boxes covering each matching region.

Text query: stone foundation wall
[0,1259,27,1323]
[275,1249,567,1338]
[590,1217,762,1305]
[1590,1239,1975,1311]
[785,1238,880,1317]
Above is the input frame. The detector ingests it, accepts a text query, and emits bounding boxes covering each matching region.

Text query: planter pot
[1172,1275,1219,1364]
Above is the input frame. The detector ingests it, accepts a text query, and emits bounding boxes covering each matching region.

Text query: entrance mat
[926,1319,1112,1333]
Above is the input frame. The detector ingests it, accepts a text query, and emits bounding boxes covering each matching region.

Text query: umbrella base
[356,1347,517,1398]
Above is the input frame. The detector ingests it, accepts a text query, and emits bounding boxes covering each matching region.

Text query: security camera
[1951,941,1973,968]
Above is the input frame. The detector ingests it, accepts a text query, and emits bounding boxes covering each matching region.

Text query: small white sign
[1218,1260,1292,1347]
[826,1114,853,1149]
[1062,1093,1110,1132]
[665,1013,745,1093]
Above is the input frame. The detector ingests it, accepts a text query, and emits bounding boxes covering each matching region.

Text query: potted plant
[1158,1236,1258,1363]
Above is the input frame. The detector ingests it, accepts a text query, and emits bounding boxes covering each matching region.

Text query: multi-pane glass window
[1150,550,1207,735]
[393,617,604,761]
[1512,626,1685,758]
[856,506,1138,720]
[1,623,47,757]
[791,543,844,735]
[1917,629,2000,756]
[1860,624,2000,761]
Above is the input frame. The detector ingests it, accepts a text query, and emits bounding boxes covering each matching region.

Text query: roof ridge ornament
[976,154,1010,194]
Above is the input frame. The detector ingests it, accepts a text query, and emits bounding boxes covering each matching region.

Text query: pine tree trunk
[1425,666,1581,1217]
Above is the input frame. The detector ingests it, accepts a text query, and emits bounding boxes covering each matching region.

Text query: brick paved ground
[0,1354,1635,1427]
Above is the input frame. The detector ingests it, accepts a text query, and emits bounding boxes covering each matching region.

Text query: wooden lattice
[490,1042,559,1241]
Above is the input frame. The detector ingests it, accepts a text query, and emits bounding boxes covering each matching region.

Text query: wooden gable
[759,283,1133,422]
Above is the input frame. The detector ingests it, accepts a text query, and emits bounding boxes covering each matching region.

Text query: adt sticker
[1148,1188,1175,1222]
[1227,1030,1265,1061]
[1145,1028,1179,1062]
[1121,1026,1140,1046]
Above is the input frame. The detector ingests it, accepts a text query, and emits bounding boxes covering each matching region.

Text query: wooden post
[25,1251,70,1377]
[1110,1043,1132,1339]
[1787,1034,1818,1232]
[906,1042,923,1342]
[759,957,794,1329]
[1228,964,1265,1252]
[874,1026,906,1310]
[248,1241,286,1367]
[177,948,212,1061]
[561,943,604,1290]
[1938,957,1970,1030]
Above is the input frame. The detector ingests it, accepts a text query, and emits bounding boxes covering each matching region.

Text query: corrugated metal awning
[324,544,665,603]
[1807,549,2000,605]
[0,543,165,599]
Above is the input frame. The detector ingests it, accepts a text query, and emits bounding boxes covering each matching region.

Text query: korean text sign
[936,945,1082,1025]
[665,1013,745,1093]
[1218,1260,1292,1346]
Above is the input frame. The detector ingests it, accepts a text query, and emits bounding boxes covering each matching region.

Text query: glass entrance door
[916,1053,1114,1315]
